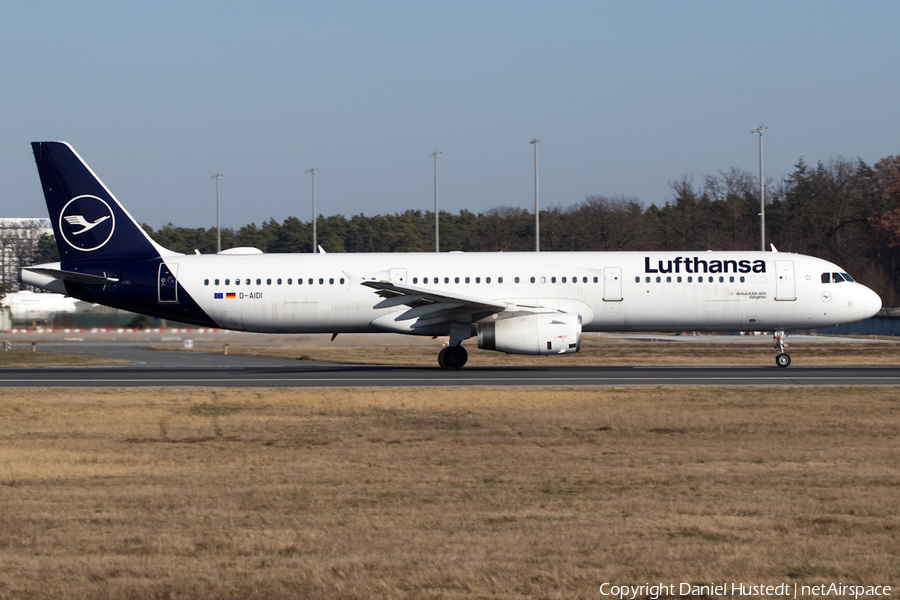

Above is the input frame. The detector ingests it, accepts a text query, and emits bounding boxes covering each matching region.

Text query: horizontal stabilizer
[23,267,118,285]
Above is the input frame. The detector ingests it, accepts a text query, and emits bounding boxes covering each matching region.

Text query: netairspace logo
[599,582,892,599]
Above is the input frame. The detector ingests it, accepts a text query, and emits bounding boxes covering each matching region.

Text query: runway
[1,335,896,387]
[2,358,899,388]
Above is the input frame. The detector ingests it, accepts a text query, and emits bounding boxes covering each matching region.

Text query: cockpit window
[832,272,845,283]
[842,272,854,282]
[821,273,831,284]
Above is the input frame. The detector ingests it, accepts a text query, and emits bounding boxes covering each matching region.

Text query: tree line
[19,154,900,306]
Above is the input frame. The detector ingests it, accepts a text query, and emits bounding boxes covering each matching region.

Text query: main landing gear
[438,345,468,369]
[438,321,472,369]
[774,330,791,368]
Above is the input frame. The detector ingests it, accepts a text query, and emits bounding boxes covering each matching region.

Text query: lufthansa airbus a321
[21,142,882,368]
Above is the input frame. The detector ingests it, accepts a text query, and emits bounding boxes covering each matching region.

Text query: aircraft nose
[862,285,883,319]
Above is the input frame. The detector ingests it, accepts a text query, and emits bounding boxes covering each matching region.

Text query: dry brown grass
[0,351,127,367]
[1,387,898,599]
[179,336,900,366]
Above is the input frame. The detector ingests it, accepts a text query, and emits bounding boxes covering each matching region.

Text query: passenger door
[158,263,179,304]
[775,260,796,301]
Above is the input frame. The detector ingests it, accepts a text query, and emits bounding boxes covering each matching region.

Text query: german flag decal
[226,292,236,299]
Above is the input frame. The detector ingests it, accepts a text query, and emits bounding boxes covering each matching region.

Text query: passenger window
[677,276,682,283]
[298,278,303,285]
[719,276,724,283]
[454,277,459,284]
[308,279,313,285]
[423,277,428,284]
[340,278,345,284]
[328,278,333,284]
[666,276,671,283]
[832,273,844,283]
[204,279,209,286]
[687,276,693,283]
[288,279,292,285]
[444,277,449,284]
[645,277,650,283]
[256,279,261,285]
[319,278,324,285]
[822,273,830,283]
[475,277,480,284]
[465,277,470,283]
[267,278,272,285]
[413,277,418,284]
[561,277,566,283]
[531,277,536,283]
[235,279,241,286]
[635,277,640,283]
[698,277,703,283]
[729,276,734,283]
[740,276,745,283]
[551,277,556,283]
[594,277,598,283]
[278,279,282,285]
[498,277,503,283]
[656,276,661,283]
[245,279,250,285]
[215,279,220,286]
[486,277,491,284]
[225,279,230,285]
[583,277,588,283]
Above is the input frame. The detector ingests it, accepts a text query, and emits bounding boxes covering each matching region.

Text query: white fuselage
[167,250,881,334]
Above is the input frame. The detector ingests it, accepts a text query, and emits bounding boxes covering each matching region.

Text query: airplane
[1,290,81,324]
[20,141,882,368]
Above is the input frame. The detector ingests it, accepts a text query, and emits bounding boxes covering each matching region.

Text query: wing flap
[363,280,507,329]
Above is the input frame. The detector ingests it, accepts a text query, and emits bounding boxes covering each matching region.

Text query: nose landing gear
[774,330,791,368]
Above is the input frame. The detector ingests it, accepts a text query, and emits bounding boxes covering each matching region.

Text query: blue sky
[1,1,897,229]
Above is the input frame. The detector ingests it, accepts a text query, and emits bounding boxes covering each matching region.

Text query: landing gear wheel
[438,345,468,369]
[775,353,791,368]
[773,330,791,368]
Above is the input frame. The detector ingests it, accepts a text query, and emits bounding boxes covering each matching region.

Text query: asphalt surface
[1,342,898,387]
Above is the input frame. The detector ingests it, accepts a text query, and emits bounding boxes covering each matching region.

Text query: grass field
[1,387,898,599]
[0,351,126,367]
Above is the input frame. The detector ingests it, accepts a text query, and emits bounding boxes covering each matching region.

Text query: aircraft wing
[362,280,508,329]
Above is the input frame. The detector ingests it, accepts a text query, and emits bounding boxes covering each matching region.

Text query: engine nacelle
[477,312,582,355]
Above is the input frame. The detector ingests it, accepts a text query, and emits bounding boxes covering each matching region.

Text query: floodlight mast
[211,173,223,253]
[530,138,540,252]
[429,151,442,252]
[751,126,768,251]
[306,168,319,253]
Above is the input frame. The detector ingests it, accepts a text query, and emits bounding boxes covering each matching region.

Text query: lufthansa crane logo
[59,195,116,252]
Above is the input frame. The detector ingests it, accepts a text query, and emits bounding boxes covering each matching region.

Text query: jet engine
[477,312,582,355]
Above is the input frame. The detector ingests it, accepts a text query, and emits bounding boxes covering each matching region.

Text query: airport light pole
[530,138,540,252]
[751,126,768,251]
[306,167,319,253]
[211,173,223,253]
[429,151,441,252]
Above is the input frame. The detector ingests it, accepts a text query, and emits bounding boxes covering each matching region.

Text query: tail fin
[31,142,176,264]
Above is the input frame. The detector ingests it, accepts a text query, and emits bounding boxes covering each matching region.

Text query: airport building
[0,218,53,292]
